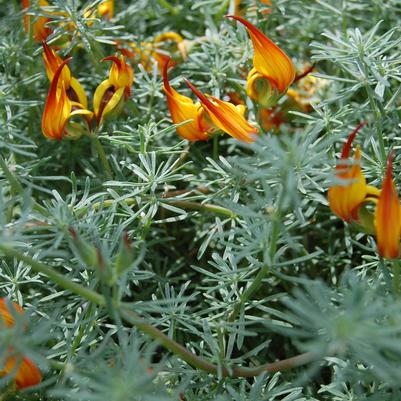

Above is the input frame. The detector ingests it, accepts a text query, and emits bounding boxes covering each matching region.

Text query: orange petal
[226,15,294,93]
[102,55,134,92]
[0,298,24,327]
[42,60,71,140]
[1,355,42,390]
[15,357,42,389]
[162,62,209,141]
[327,124,369,223]
[340,121,366,160]
[22,0,30,32]
[42,41,71,84]
[328,147,368,222]
[186,79,258,143]
[375,154,401,259]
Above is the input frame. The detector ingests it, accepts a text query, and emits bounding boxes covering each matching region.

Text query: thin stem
[0,244,104,306]
[0,243,321,377]
[77,197,233,219]
[293,63,316,84]
[213,134,219,160]
[93,137,113,180]
[165,200,236,218]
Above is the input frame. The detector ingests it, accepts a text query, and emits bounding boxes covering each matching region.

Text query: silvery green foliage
[0,0,401,400]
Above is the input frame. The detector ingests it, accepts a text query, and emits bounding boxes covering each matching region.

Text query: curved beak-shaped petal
[93,79,114,125]
[226,15,295,94]
[162,62,209,141]
[102,54,134,94]
[186,79,258,143]
[42,59,92,140]
[328,123,379,223]
[42,42,88,108]
[375,154,401,259]
[42,41,71,84]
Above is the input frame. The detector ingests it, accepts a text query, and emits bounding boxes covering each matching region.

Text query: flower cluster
[328,124,401,259]
[0,298,42,390]
[36,11,299,144]
[164,16,296,143]
[41,42,133,140]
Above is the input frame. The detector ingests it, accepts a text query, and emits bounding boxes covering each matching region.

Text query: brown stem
[293,63,317,84]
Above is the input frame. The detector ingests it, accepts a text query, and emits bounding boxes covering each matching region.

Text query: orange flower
[186,80,258,143]
[328,123,380,223]
[42,59,93,140]
[162,62,209,141]
[226,15,295,96]
[375,154,401,259]
[0,298,42,390]
[93,54,133,125]
[42,41,88,108]
[22,0,52,42]
[98,0,114,19]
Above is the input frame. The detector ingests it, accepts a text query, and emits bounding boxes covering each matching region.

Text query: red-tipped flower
[186,80,258,143]
[42,60,93,140]
[162,62,209,141]
[226,15,295,98]
[42,41,88,108]
[93,54,134,126]
[328,123,380,223]
[375,154,401,259]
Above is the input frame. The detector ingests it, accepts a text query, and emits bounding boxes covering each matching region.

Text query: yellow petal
[162,62,209,141]
[42,41,71,84]
[246,67,277,107]
[328,147,367,222]
[100,86,125,123]
[186,80,258,143]
[98,0,114,19]
[42,60,91,140]
[102,55,134,92]
[93,79,113,123]
[70,77,88,108]
[327,123,369,223]
[227,15,295,93]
